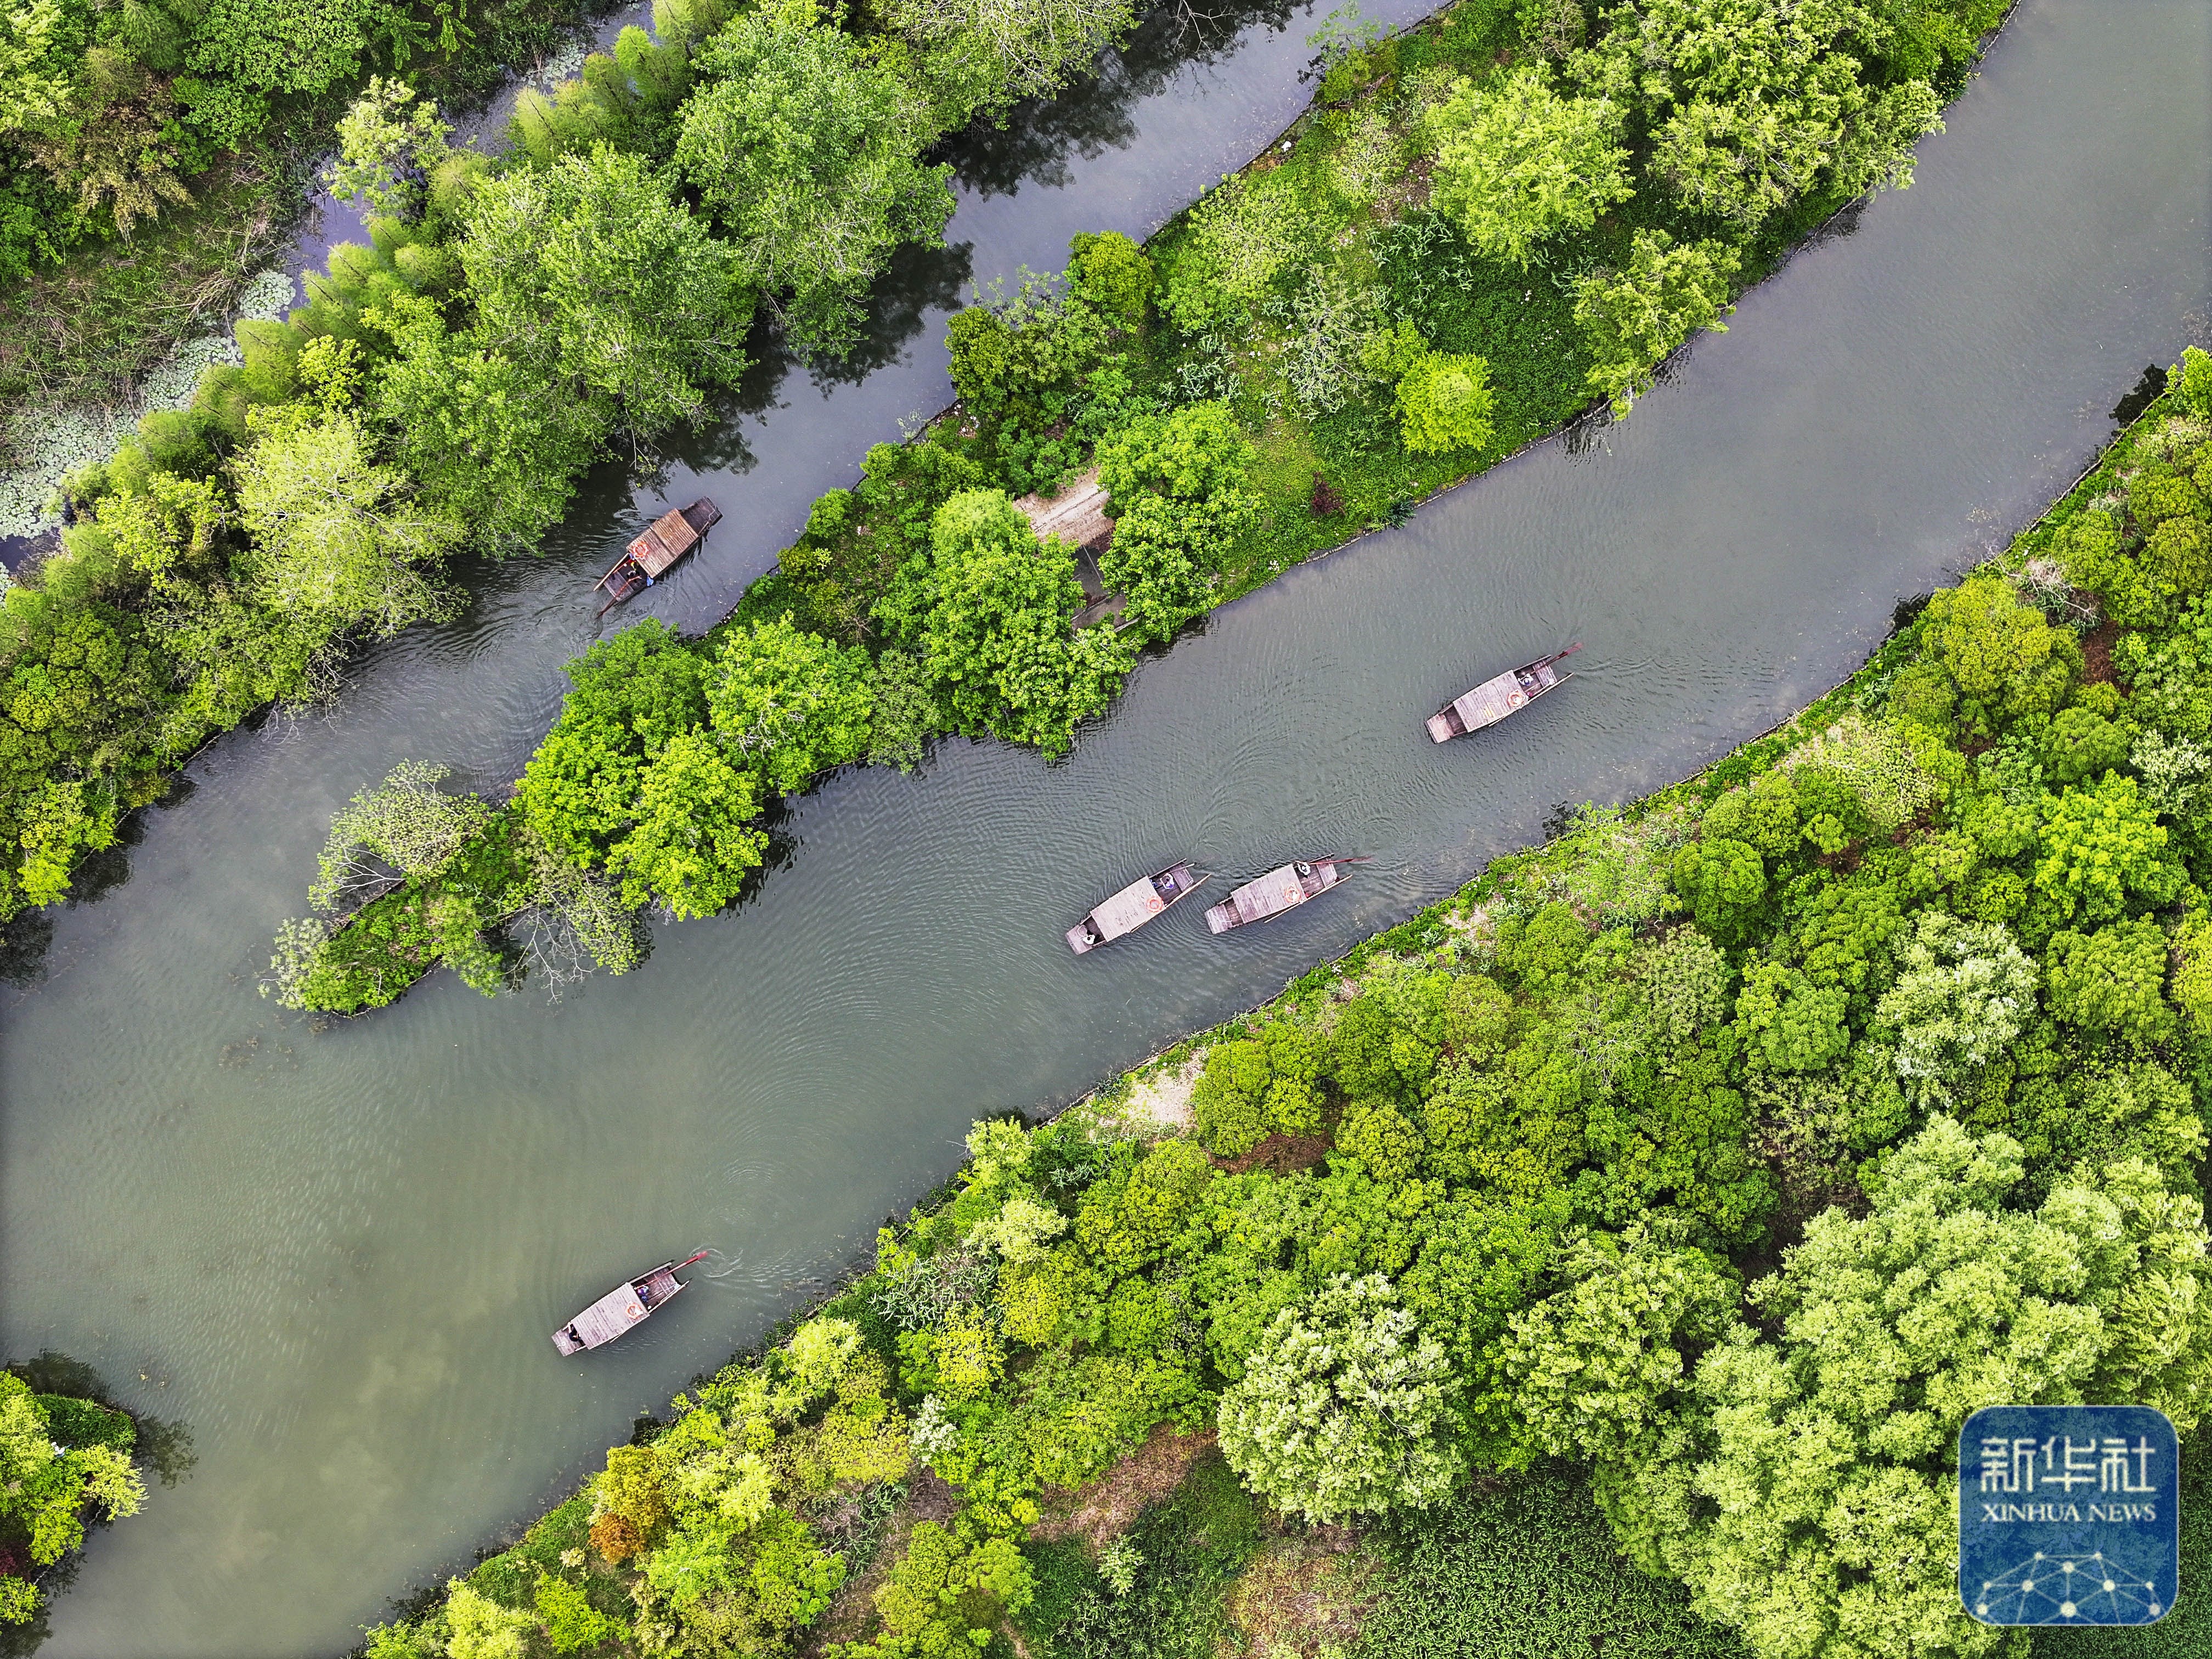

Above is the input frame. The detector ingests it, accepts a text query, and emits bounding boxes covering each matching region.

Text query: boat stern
[1203,901,1237,934]
[1425,711,1457,743]
[1065,922,1099,954]
[551,1325,585,1356]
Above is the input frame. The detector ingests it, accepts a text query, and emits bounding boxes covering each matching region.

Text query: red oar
[676,1250,710,1270]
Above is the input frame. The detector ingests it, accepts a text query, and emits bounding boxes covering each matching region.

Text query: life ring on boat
[1507,690,1525,708]
[626,1303,643,1319]
[1147,896,1164,912]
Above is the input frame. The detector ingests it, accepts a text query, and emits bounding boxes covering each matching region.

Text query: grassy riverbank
[353,370,2212,1659]
[268,0,2010,1014]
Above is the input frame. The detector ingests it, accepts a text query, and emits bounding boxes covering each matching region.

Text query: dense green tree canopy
[1426,65,1632,268]
[675,13,953,352]
[460,144,752,438]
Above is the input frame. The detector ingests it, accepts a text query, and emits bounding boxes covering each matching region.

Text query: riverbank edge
[337,365,2175,1659]
[291,0,2019,1017]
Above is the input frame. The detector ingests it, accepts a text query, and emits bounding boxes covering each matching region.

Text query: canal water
[2,2,2208,1653]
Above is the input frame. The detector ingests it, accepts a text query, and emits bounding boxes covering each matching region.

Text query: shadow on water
[942,0,1300,197]
[2112,363,2170,428]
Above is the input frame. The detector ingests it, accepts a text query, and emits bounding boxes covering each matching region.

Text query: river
[3,1,2208,1653]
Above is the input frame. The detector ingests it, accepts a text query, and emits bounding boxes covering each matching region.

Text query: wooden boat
[1066,863,1207,953]
[1204,857,1362,934]
[1427,645,1581,743]
[595,499,723,613]
[552,1251,709,1355]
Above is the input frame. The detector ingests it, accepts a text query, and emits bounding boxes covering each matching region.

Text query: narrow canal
[2,2,2207,1652]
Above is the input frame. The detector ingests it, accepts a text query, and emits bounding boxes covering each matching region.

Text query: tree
[443,1579,536,1659]
[1570,0,1938,231]
[918,489,1133,757]
[1216,1273,1464,1523]
[368,295,605,553]
[1498,1222,1737,1573]
[1189,1025,1325,1156]
[1393,352,1496,456]
[2035,771,2173,922]
[461,144,752,438]
[1921,571,2078,733]
[1675,1118,2212,1659]
[1874,912,2035,1107]
[0,1374,146,1622]
[230,409,462,642]
[1094,403,1260,641]
[20,48,191,235]
[1734,962,1849,1073]
[2045,917,2173,1043]
[328,77,450,219]
[605,729,766,919]
[1672,837,1766,940]
[307,760,493,912]
[1573,229,1740,418]
[706,614,876,796]
[2176,346,2212,420]
[675,14,955,352]
[515,620,709,865]
[883,0,1137,125]
[1425,66,1633,268]
[2040,704,2132,786]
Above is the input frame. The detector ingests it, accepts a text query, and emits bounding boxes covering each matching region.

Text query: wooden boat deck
[596,499,723,612]
[1067,862,1203,952]
[1205,859,1351,933]
[1427,647,1579,742]
[551,1252,706,1355]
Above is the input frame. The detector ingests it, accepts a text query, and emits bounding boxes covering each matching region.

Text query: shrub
[1573,230,1739,418]
[1874,912,2036,1108]
[1216,1273,1463,1523]
[1393,351,1496,455]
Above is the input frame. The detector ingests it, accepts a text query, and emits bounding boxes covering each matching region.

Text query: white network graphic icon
[1974,1550,2164,1624]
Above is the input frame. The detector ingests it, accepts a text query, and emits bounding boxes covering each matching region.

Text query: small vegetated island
[0,1363,160,1630]
[356,364,2212,1659]
[206,0,2001,1012]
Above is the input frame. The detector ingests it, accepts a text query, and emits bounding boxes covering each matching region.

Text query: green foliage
[1734,962,1849,1073]
[1923,571,2079,733]
[1217,1273,1464,1523]
[2035,770,2174,922]
[1671,1118,2212,1659]
[1392,351,1496,456]
[1425,65,1632,269]
[461,143,752,438]
[1095,402,1260,640]
[1574,229,1740,418]
[1068,230,1154,326]
[1355,1470,1748,1659]
[1672,837,1767,941]
[919,489,1133,757]
[2174,346,2212,420]
[1190,1025,1325,1156]
[607,728,766,919]
[0,1373,146,1616]
[517,620,709,867]
[676,13,953,352]
[1875,911,2037,1108]
[2045,917,2174,1043]
[707,613,876,796]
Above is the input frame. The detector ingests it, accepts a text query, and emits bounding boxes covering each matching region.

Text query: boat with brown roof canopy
[1426,645,1580,742]
[552,1251,709,1355]
[1066,862,1207,953]
[595,499,723,614]
[1204,857,1363,933]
